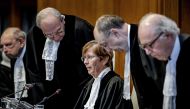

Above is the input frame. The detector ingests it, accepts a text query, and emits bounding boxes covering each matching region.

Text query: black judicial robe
[26,15,94,109]
[0,51,13,98]
[133,34,190,109]
[129,24,166,109]
[175,34,190,108]
[0,64,13,98]
[73,71,123,109]
[0,49,44,105]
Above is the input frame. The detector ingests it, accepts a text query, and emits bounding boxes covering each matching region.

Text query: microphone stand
[0,83,34,99]
[1,84,36,109]
[1,89,25,99]
[15,86,26,109]
[31,89,62,109]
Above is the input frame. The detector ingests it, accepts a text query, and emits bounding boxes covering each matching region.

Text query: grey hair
[36,7,62,28]
[95,15,125,38]
[139,13,180,36]
[2,27,26,39]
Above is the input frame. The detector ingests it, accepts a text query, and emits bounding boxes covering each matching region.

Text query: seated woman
[74,40,123,109]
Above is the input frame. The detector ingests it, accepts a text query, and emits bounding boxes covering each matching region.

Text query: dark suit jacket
[26,15,94,109]
[176,34,190,108]
[130,24,166,109]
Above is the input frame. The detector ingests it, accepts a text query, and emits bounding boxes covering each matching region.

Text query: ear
[110,28,119,38]
[60,15,65,21]
[102,56,109,66]
[17,37,25,47]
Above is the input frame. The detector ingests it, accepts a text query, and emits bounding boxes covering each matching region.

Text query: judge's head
[138,13,180,61]
[94,15,129,52]
[36,7,65,42]
[81,40,113,78]
[0,27,26,59]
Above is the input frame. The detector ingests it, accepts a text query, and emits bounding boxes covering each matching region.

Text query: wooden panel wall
[38,0,115,25]
[36,0,188,78]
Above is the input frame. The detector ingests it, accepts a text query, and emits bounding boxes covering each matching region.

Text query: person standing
[138,13,190,109]
[26,7,94,109]
[94,15,165,109]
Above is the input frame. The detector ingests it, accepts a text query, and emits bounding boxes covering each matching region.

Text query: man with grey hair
[26,7,94,108]
[138,13,190,109]
[0,27,44,105]
[94,15,165,109]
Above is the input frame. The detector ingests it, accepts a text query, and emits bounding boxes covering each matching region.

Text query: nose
[83,59,88,65]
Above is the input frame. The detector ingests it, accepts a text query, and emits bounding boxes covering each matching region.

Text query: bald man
[138,13,190,109]
[1,27,45,105]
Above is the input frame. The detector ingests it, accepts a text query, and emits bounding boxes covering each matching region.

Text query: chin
[157,56,167,61]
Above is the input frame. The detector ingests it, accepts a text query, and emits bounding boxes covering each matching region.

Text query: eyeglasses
[81,55,97,62]
[139,32,164,50]
[43,24,64,38]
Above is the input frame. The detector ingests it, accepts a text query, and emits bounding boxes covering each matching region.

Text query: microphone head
[55,89,61,94]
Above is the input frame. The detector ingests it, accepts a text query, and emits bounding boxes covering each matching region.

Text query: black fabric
[26,15,94,109]
[73,71,124,109]
[176,34,190,109]
[0,64,13,98]
[130,24,166,109]
[120,99,133,109]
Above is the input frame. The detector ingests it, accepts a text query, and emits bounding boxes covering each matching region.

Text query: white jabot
[123,24,131,100]
[42,38,60,81]
[14,44,27,98]
[84,67,111,109]
[163,36,180,109]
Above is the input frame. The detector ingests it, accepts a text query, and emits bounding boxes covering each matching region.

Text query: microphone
[16,83,37,109]
[36,89,61,105]
[0,83,36,99]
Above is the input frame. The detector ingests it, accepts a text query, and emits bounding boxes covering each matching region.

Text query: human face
[139,28,172,61]
[139,32,164,50]
[1,36,23,58]
[40,15,65,42]
[94,26,128,52]
[82,47,106,78]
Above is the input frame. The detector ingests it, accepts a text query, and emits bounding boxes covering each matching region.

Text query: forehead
[93,27,106,41]
[84,46,96,55]
[40,15,61,32]
[138,24,156,43]
[1,34,15,43]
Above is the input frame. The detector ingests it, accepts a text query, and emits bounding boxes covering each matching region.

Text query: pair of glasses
[81,56,97,62]
[139,32,164,50]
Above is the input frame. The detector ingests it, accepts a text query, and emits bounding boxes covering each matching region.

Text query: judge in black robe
[0,27,45,105]
[26,7,94,109]
[93,15,166,109]
[138,13,190,109]
[74,40,123,109]
[74,71,123,109]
